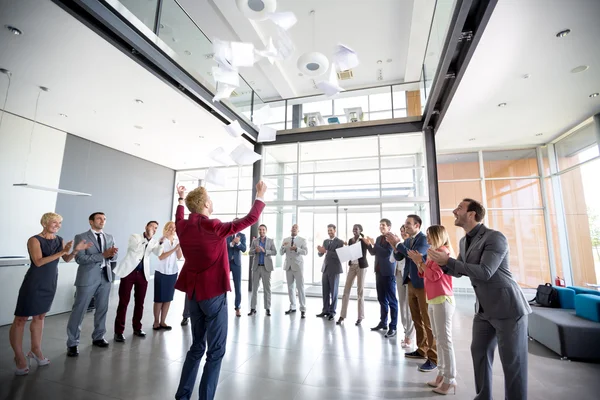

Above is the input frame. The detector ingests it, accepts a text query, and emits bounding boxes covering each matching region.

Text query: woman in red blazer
[174,181,266,400]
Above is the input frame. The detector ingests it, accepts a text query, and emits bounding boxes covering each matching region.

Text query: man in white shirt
[280,224,308,318]
[113,221,164,342]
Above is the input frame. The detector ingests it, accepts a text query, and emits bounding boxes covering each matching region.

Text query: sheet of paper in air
[255,37,279,64]
[230,144,262,165]
[252,104,272,126]
[213,83,236,102]
[230,42,255,67]
[257,125,277,143]
[208,147,234,166]
[213,38,232,66]
[333,44,359,71]
[224,120,244,138]
[272,27,295,60]
[267,11,298,30]
[317,63,344,97]
[335,242,363,264]
[205,167,227,187]
[212,65,239,87]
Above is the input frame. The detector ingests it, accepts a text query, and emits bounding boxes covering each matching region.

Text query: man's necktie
[291,237,295,246]
[96,233,102,251]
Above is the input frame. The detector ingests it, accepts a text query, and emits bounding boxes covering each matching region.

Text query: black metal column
[292,104,302,129]
[424,127,440,225]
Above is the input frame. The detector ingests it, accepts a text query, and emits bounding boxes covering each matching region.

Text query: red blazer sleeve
[176,205,184,223]
[208,200,266,238]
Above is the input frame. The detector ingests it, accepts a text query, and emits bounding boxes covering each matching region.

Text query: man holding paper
[280,224,308,318]
[366,219,399,338]
[316,224,344,321]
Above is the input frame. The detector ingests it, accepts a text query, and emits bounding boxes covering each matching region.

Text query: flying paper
[230,144,262,165]
[205,167,227,187]
[213,38,232,66]
[213,83,236,102]
[333,44,359,71]
[272,26,295,60]
[335,242,363,264]
[230,42,256,67]
[255,37,279,64]
[257,125,277,143]
[252,104,272,126]
[224,120,244,138]
[317,63,344,97]
[267,11,298,30]
[212,65,239,87]
[208,147,234,166]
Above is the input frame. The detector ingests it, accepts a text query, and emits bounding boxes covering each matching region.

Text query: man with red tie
[174,181,267,400]
[366,218,398,338]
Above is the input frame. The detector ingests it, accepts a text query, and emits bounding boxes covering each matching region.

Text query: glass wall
[261,133,429,287]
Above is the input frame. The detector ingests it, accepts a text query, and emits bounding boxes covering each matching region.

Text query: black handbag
[529,283,560,308]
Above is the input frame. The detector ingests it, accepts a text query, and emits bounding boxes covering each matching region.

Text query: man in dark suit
[427,199,531,400]
[386,214,437,373]
[316,224,344,321]
[367,218,398,338]
[226,224,246,317]
[173,181,266,400]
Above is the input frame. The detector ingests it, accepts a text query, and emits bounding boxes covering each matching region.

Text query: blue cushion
[575,294,600,322]
[555,287,576,309]
[567,286,600,296]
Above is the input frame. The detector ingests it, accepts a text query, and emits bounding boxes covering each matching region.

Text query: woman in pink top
[408,225,457,395]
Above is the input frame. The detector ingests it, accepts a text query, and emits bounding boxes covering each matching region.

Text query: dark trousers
[175,293,228,400]
[376,273,399,330]
[229,261,242,310]
[321,272,340,315]
[114,270,147,334]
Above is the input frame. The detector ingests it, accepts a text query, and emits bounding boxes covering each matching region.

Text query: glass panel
[333,94,369,116]
[392,85,407,118]
[207,191,238,214]
[382,203,430,231]
[544,177,563,278]
[483,149,539,178]
[441,210,465,256]
[298,206,338,285]
[300,136,379,173]
[260,100,286,129]
[118,0,157,31]
[264,175,296,202]
[485,179,543,209]
[540,146,551,177]
[264,144,298,175]
[299,171,381,200]
[556,121,599,171]
[487,210,550,288]
[381,155,420,169]
[369,90,393,112]
[379,133,424,160]
[439,181,482,210]
[437,153,480,180]
[559,159,600,286]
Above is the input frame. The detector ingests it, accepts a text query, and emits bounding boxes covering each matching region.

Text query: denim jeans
[175,293,228,400]
[229,262,242,310]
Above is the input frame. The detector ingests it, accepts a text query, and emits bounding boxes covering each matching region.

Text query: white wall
[0,112,66,256]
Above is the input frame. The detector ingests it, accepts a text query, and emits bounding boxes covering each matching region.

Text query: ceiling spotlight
[469,138,476,141]
[556,29,571,38]
[236,0,276,21]
[59,113,68,118]
[590,93,599,98]
[198,135,204,139]
[298,73,303,77]
[184,50,192,55]
[5,25,22,35]
[535,133,544,136]
[297,52,330,77]
[497,102,507,107]
[172,119,177,124]
[377,60,383,64]
[386,59,393,63]
[0,68,11,76]
[134,125,143,129]
[134,99,144,104]
[134,143,141,146]
[571,65,589,73]
[522,74,530,79]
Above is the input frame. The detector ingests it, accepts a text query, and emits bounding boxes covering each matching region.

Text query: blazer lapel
[465,226,486,259]
[459,237,466,261]
[89,231,101,252]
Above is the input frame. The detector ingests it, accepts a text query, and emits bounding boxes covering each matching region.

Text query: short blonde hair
[426,225,454,256]
[185,187,208,213]
[163,221,176,235]
[41,212,62,227]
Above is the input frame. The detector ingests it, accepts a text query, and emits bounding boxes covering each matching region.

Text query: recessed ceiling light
[134,125,143,129]
[535,133,544,136]
[5,25,22,35]
[571,65,589,73]
[522,74,530,79]
[134,143,141,146]
[134,99,144,104]
[39,86,49,92]
[257,89,262,92]
[386,59,393,63]
[298,73,303,76]
[590,93,599,98]
[469,138,476,141]
[59,113,68,118]
[556,29,571,38]
[497,102,507,107]
[184,50,192,55]
[377,60,382,64]
[172,119,177,124]
[198,135,204,139]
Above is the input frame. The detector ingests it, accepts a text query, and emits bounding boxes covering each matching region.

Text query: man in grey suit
[280,224,308,318]
[428,199,531,400]
[316,224,344,321]
[248,224,277,316]
[66,212,118,357]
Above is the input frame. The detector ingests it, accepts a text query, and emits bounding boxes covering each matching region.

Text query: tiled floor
[1,283,599,400]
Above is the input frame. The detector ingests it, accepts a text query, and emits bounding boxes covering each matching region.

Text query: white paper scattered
[213,83,236,102]
[333,43,360,71]
[208,147,234,166]
[230,144,262,165]
[212,65,239,87]
[267,11,298,30]
[224,120,244,138]
[317,63,344,97]
[257,125,277,143]
[205,167,227,187]
[335,242,363,264]
[252,104,272,126]
[213,38,232,66]
[255,37,279,65]
[230,42,255,67]
[272,27,295,60]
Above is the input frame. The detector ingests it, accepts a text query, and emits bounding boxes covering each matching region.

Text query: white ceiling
[436,0,600,152]
[0,0,253,170]
[175,0,436,101]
